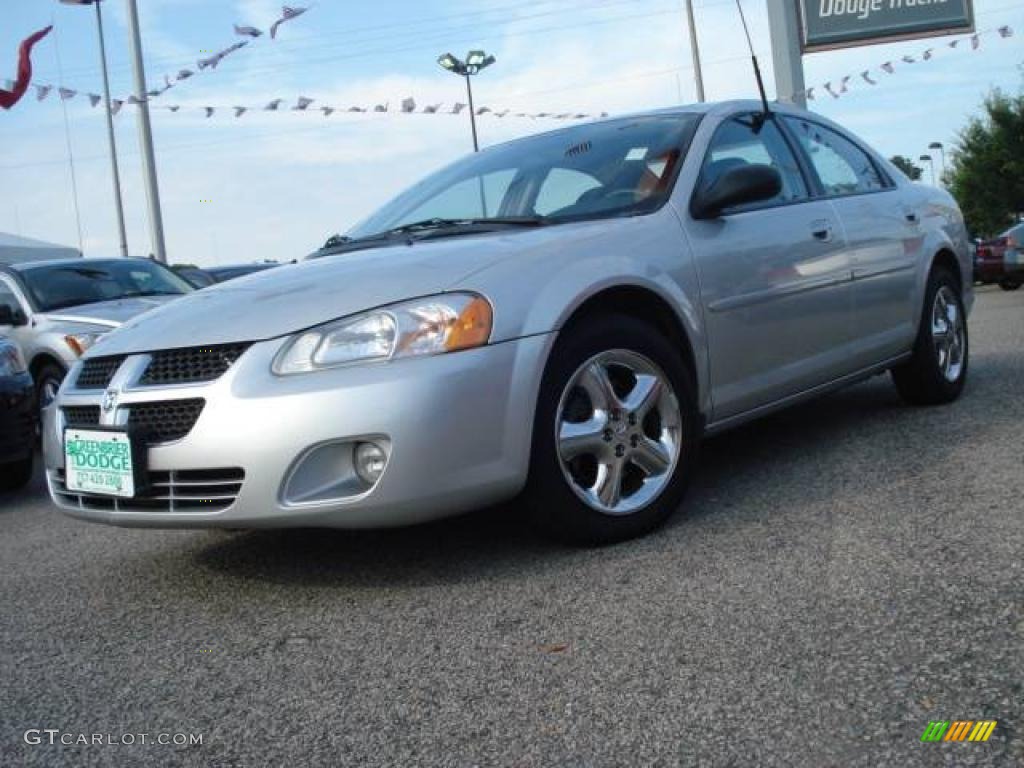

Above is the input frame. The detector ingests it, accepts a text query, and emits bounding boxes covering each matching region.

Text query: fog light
[354,441,387,485]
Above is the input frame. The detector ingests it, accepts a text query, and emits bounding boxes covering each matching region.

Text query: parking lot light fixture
[437,50,496,152]
[919,154,936,186]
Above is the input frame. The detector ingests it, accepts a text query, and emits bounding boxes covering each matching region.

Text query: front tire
[525,314,700,545]
[891,267,968,405]
[35,362,66,411]
[0,454,33,491]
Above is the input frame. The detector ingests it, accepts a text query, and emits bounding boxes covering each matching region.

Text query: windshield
[349,114,701,240]
[21,260,193,312]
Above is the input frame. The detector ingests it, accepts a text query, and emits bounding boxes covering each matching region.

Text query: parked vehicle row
[974,221,1024,290]
[42,100,973,545]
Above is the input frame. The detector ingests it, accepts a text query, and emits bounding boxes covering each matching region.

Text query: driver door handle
[810,220,833,242]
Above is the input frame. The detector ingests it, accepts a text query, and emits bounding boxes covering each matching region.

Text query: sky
[0,0,1021,266]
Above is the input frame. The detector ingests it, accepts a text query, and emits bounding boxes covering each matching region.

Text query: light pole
[919,154,936,186]
[928,141,946,184]
[125,0,167,263]
[437,50,495,153]
[60,0,128,257]
[684,0,704,102]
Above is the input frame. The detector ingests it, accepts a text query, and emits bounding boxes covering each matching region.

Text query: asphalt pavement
[1,285,1022,768]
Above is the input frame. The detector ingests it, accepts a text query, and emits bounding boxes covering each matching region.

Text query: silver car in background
[44,100,971,544]
[0,258,193,408]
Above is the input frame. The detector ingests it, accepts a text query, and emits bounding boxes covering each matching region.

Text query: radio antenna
[735,0,771,127]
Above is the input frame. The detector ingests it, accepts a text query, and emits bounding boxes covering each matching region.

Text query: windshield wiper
[385,216,548,236]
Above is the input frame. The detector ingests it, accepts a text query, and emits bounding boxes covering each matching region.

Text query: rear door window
[783,117,887,196]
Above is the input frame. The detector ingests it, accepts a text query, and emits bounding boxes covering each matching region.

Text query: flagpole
[95,0,128,257]
[124,0,167,263]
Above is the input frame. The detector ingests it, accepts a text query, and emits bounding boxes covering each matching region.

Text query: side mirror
[691,164,783,220]
[0,305,27,327]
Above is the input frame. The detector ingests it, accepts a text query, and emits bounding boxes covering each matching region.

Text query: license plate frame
[63,426,147,498]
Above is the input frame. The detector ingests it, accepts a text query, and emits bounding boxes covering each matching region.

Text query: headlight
[0,343,27,377]
[65,332,105,357]
[273,292,493,375]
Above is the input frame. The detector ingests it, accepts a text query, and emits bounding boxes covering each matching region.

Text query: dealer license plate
[64,429,136,498]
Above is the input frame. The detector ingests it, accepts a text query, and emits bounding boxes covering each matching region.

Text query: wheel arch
[29,352,67,381]
[553,283,706,418]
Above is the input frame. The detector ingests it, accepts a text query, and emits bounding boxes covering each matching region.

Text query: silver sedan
[43,100,972,544]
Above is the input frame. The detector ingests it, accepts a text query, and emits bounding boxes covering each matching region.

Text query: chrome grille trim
[51,467,244,514]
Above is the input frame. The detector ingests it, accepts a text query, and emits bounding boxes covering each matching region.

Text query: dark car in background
[0,337,36,491]
[975,222,1024,290]
[172,262,280,289]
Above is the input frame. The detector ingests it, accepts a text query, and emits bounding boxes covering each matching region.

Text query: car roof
[479,99,822,154]
[5,257,156,273]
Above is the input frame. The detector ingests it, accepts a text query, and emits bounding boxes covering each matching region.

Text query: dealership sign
[799,0,975,51]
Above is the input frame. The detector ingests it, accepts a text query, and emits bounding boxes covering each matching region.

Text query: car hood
[87,223,608,356]
[41,295,182,329]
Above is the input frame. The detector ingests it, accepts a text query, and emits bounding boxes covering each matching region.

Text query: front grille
[76,356,125,389]
[139,343,250,386]
[128,399,205,443]
[51,467,244,513]
[63,406,101,427]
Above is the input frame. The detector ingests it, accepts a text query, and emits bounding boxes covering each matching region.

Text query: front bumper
[0,372,36,464]
[44,334,552,528]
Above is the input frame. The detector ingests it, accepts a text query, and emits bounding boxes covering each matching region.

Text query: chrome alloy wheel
[931,285,965,383]
[555,349,683,516]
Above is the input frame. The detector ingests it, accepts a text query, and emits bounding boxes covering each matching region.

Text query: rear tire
[524,314,700,545]
[891,267,968,405]
[0,454,33,491]
[998,278,1021,291]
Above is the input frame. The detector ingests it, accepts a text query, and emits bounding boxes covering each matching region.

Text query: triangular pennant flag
[554,112,571,119]
[451,103,466,114]
[860,71,876,85]
[110,99,123,115]
[949,39,960,48]
[476,106,491,115]
[233,106,247,117]
[922,48,933,60]
[293,96,314,110]
[234,24,262,38]
[177,69,194,80]
[997,25,1013,38]
[198,55,219,70]
[35,84,52,101]
[126,94,143,105]
[970,34,980,49]
[495,109,510,118]
[401,97,416,113]
[839,75,851,94]
[265,98,283,110]
[167,105,180,112]
[806,87,815,101]
[881,61,894,73]
[423,103,441,114]
[203,106,215,117]
[147,89,160,97]
[321,106,334,117]
[270,6,308,39]
[58,87,77,100]
[901,55,915,64]
[373,103,388,112]
[88,93,101,106]
[347,106,366,112]
[824,82,838,98]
